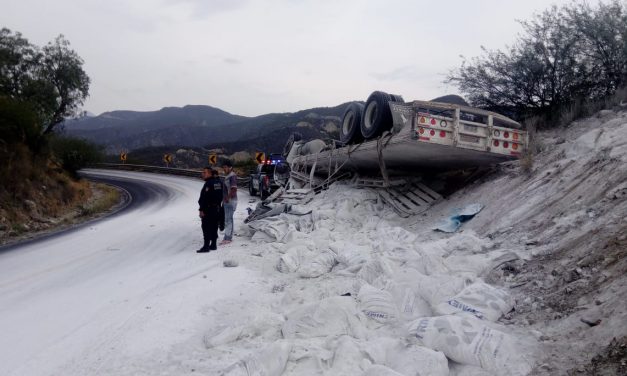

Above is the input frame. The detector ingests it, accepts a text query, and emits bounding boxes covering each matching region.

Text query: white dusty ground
[0,108,625,375]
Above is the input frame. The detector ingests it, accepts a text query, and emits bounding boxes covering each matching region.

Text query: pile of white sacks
[216,183,533,376]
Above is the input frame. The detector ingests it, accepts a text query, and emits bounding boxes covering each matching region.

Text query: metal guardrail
[90,163,250,187]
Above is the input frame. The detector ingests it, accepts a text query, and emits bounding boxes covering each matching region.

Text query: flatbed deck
[290,100,528,176]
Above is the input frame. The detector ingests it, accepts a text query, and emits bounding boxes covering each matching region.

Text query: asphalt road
[0,169,180,253]
[0,169,227,375]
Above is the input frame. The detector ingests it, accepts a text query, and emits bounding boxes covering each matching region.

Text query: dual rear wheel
[340,91,404,144]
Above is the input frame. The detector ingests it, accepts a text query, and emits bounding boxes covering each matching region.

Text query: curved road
[0,169,254,375]
[0,170,173,253]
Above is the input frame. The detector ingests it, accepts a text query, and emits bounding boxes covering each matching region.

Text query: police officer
[197,166,223,253]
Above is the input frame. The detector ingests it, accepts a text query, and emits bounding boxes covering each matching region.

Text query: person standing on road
[213,168,225,232]
[220,160,237,245]
[197,166,223,253]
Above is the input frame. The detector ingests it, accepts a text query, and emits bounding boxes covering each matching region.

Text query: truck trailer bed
[290,100,528,176]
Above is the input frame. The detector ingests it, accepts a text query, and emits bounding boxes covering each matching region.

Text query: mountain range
[63,103,349,156]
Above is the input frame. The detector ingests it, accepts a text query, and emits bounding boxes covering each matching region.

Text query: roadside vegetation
[0,28,113,244]
[448,0,627,129]
[77,183,121,217]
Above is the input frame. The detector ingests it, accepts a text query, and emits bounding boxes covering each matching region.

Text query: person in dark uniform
[197,166,223,253]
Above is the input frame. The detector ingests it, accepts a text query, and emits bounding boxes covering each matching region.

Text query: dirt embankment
[428,108,627,374]
[0,176,123,246]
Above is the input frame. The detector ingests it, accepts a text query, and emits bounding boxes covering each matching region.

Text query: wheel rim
[342,112,354,135]
[364,102,377,130]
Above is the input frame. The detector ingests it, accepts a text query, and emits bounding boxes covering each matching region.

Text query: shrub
[449,1,627,127]
[49,136,103,176]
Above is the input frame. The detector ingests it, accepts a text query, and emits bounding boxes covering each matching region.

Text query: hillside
[63,103,347,155]
[406,107,627,374]
[63,105,246,154]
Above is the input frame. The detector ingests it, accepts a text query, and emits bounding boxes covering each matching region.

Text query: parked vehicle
[248,153,285,198]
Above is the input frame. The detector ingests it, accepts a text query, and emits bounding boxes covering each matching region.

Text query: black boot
[197,241,209,253]
[208,239,217,251]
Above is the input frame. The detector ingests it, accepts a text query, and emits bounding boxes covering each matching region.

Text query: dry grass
[558,87,627,128]
[79,183,121,217]
[0,148,121,243]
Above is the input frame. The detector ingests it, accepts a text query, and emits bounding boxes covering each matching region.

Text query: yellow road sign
[209,154,217,165]
[163,154,172,164]
[255,152,265,164]
[120,152,127,162]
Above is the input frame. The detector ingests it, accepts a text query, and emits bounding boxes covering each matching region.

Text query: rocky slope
[406,107,627,374]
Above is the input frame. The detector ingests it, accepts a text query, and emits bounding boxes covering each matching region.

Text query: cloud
[369,66,431,82]
[165,0,250,19]
[223,57,241,65]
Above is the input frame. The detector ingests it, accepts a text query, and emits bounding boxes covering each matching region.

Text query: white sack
[408,315,531,376]
[286,340,334,375]
[250,230,275,243]
[449,363,495,376]
[358,284,398,323]
[403,270,468,307]
[435,281,514,322]
[330,241,371,271]
[364,365,405,376]
[298,249,337,278]
[386,343,449,376]
[220,340,292,376]
[203,325,243,348]
[248,216,292,242]
[385,282,433,322]
[294,214,315,233]
[277,245,308,273]
[329,336,368,374]
[282,296,366,339]
[357,257,393,285]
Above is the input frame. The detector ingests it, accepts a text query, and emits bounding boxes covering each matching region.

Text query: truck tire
[249,177,257,196]
[391,94,404,103]
[361,91,394,139]
[340,102,364,144]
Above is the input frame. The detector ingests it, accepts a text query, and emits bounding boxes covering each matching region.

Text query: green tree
[566,1,627,97]
[0,96,43,150]
[448,1,627,122]
[0,28,90,137]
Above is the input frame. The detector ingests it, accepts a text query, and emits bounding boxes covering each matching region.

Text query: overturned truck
[250,91,528,219]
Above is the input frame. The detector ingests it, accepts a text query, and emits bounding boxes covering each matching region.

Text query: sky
[1,0,580,117]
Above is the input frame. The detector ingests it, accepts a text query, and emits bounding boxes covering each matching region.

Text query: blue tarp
[433,203,484,233]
